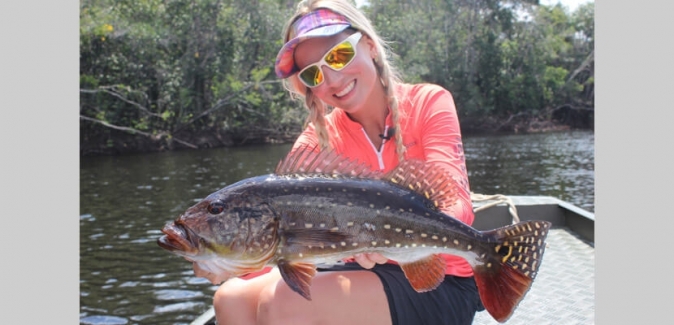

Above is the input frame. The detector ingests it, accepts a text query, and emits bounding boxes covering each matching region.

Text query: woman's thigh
[257,268,391,325]
[213,270,282,325]
[214,267,391,325]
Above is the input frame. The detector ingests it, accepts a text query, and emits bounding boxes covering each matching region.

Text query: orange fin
[399,254,446,292]
[383,159,460,212]
[474,220,552,322]
[277,260,317,301]
[275,144,381,179]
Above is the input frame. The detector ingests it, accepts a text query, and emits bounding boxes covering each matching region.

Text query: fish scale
[262,175,491,265]
[158,145,551,323]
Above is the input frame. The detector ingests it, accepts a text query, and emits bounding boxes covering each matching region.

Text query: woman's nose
[320,67,341,87]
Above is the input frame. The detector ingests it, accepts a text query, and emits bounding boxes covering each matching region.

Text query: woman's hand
[353,253,388,269]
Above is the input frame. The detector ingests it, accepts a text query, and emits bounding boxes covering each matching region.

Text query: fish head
[158,178,279,277]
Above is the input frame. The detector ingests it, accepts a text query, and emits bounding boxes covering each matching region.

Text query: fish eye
[207,201,227,215]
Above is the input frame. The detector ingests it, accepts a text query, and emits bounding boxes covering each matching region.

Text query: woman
[192,1,483,324]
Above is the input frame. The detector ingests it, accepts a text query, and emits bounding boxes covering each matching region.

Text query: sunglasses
[297,32,363,88]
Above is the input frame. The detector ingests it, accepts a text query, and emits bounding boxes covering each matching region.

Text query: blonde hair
[281,0,406,162]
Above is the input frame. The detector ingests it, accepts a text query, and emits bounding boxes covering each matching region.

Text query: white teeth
[335,81,355,97]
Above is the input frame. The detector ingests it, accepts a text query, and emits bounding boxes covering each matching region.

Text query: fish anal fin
[277,260,317,301]
[399,254,446,292]
[383,160,460,211]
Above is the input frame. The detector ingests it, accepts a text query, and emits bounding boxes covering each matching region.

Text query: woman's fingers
[353,253,388,269]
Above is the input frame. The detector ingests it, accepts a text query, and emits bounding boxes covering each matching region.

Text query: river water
[79,130,594,325]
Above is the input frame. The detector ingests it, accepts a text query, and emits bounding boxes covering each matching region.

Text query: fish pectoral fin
[399,254,446,292]
[284,228,351,247]
[277,260,317,301]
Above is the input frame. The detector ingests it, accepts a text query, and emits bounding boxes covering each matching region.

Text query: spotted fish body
[158,146,551,323]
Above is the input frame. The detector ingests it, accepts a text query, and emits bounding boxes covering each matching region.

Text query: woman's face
[293,31,379,114]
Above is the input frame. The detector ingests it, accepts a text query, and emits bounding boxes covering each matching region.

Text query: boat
[189,195,595,325]
[470,195,594,324]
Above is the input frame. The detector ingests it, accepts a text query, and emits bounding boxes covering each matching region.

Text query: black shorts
[317,263,485,325]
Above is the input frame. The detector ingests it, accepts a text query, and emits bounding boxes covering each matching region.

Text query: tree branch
[172,79,282,133]
[80,115,198,149]
[80,86,163,118]
[566,49,594,84]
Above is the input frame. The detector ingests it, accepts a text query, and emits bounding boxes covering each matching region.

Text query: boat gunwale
[471,195,594,244]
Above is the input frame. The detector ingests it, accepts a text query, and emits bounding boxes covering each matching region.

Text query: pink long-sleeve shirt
[292,83,474,277]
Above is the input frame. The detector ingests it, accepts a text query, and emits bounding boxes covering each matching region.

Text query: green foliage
[80,74,99,88]
[80,0,594,154]
[368,0,593,117]
[543,66,569,101]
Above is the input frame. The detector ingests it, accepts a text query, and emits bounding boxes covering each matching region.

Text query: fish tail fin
[473,220,552,323]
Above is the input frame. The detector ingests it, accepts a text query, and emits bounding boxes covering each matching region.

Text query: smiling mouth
[335,80,356,98]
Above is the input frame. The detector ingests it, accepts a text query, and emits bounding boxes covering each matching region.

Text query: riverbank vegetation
[80,0,594,156]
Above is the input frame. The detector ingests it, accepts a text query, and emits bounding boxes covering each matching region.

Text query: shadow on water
[79,131,593,324]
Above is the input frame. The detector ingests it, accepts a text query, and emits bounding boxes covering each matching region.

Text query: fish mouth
[157,222,200,256]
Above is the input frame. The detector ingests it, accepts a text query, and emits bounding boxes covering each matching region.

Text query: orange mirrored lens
[300,65,324,86]
[324,42,356,69]
[298,35,359,87]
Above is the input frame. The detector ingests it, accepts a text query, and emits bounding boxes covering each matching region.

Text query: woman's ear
[363,34,378,60]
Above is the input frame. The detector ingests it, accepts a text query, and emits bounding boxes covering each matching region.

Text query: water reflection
[463,131,594,211]
[80,131,593,324]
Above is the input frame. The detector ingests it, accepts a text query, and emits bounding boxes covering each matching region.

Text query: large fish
[158,146,551,322]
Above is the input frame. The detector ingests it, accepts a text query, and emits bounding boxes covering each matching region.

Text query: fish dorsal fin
[382,159,460,211]
[275,145,381,179]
